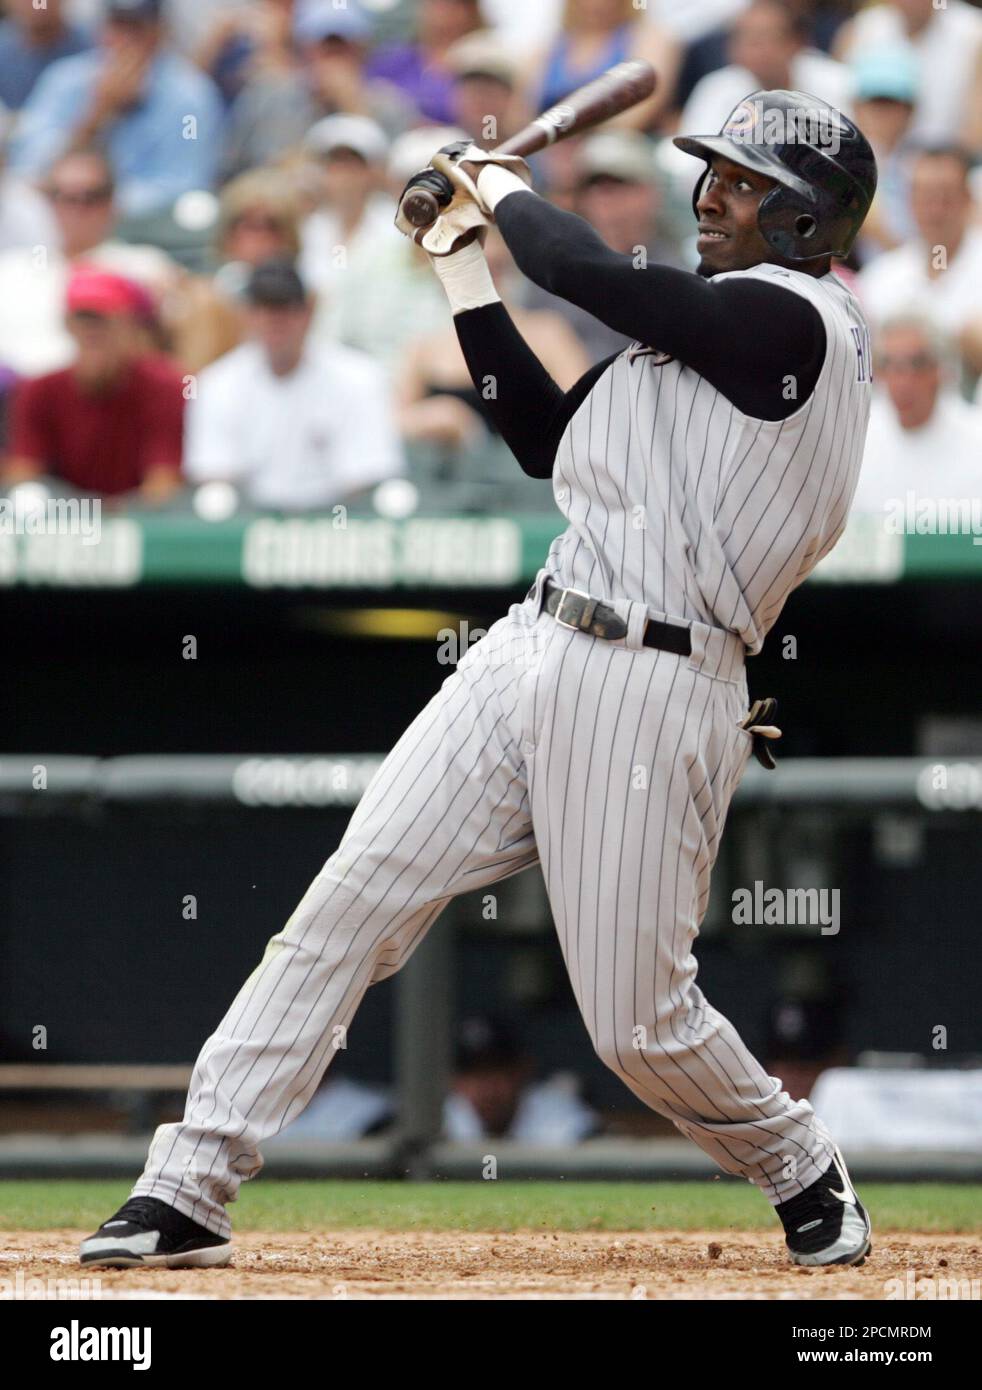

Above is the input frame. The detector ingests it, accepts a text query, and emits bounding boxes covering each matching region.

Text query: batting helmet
[673,89,877,262]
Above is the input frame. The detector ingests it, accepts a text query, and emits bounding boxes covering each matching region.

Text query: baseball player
[81,90,877,1272]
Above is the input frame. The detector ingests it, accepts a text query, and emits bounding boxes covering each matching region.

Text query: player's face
[694,157,778,277]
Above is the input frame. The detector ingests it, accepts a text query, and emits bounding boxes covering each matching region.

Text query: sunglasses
[876,353,938,372]
[47,186,113,206]
[230,213,285,233]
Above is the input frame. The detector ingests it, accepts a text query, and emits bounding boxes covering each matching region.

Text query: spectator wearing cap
[516,0,678,136]
[366,0,485,125]
[221,0,406,181]
[298,113,393,309]
[443,29,518,149]
[0,147,180,376]
[851,46,919,259]
[0,0,91,112]
[9,0,223,217]
[183,259,403,512]
[857,147,982,376]
[671,0,852,178]
[2,265,185,502]
[445,1015,599,1144]
[307,126,461,377]
[397,227,588,451]
[835,0,982,150]
[520,131,684,364]
[851,314,982,523]
[165,165,304,374]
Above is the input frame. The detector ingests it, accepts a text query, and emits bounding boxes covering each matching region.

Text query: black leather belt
[541,581,692,657]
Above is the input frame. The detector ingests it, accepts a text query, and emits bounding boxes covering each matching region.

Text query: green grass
[0,1181,979,1234]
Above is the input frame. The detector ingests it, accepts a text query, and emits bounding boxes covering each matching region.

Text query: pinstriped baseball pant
[134,576,835,1236]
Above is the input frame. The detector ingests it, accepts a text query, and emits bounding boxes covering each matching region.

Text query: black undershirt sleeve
[450,190,827,479]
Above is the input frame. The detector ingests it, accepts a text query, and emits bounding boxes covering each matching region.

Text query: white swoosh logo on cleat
[828,1152,856,1204]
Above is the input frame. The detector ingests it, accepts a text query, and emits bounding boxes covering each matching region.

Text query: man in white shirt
[0,146,177,374]
[183,259,404,512]
[856,147,982,374]
[666,0,852,190]
[835,0,982,148]
[852,314,982,525]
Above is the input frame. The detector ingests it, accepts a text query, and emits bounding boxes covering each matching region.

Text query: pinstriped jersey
[541,264,873,654]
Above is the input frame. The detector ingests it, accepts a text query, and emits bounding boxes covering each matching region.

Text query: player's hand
[433,141,534,203]
[394,164,491,257]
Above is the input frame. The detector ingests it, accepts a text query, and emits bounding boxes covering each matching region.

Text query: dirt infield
[4,1230,980,1299]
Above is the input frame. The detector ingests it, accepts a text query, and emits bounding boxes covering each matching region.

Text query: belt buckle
[554,587,592,631]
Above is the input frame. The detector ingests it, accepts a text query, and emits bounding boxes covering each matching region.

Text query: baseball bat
[399,59,657,228]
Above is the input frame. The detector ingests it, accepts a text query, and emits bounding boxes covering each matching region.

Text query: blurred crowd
[1,0,981,519]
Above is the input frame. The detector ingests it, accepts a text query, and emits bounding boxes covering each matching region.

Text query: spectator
[851,45,919,259]
[835,0,982,150]
[0,147,180,375]
[171,165,304,372]
[674,0,852,157]
[366,0,485,125]
[2,265,185,502]
[183,259,403,512]
[0,0,91,112]
[851,315,982,521]
[397,228,588,450]
[445,1016,599,1145]
[521,131,684,363]
[221,0,405,180]
[856,147,982,375]
[670,2,855,111]
[312,126,460,377]
[273,1015,601,1146]
[481,0,564,52]
[444,29,518,148]
[193,0,294,107]
[298,114,393,309]
[0,116,60,252]
[517,0,678,133]
[9,0,224,217]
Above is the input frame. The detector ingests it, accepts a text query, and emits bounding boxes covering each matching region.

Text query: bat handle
[403,187,443,228]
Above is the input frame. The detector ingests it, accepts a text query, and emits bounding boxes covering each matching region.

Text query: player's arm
[429,239,618,478]
[481,174,826,421]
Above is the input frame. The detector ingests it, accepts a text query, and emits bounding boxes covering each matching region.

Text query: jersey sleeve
[452,301,618,478]
[494,192,827,421]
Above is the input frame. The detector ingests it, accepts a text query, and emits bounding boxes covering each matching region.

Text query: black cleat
[79,1196,232,1269]
[777,1145,872,1267]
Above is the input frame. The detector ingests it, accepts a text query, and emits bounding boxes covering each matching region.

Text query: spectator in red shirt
[3,266,185,503]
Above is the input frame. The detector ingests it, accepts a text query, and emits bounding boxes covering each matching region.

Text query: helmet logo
[722,97,842,156]
[722,100,759,140]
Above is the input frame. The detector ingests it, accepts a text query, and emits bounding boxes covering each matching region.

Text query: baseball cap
[65,265,143,317]
[244,259,309,307]
[105,0,163,21]
[387,125,469,185]
[576,131,660,188]
[293,0,373,45]
[455,1016,522,1073]
[853,46,919,105]
[303,113,388,165]
[445,30,517,88]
